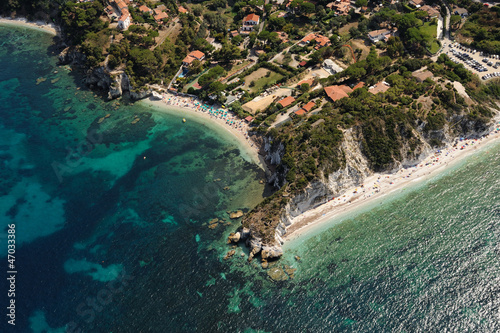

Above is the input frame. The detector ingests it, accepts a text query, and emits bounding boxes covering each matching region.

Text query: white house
[242,14,260,32]
[368,29,396,43]
[118,10,131,30]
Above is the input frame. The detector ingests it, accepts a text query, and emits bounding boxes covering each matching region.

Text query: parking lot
[441,43,500,81]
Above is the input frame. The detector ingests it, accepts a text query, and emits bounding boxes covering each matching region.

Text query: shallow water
[1,24,499,333]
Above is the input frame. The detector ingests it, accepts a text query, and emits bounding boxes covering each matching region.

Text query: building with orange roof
[324,85,352,101]
[368,81,390,94]
[327,1,351,15]
[368,28,397,43]
[302,101,315,112]
[109,0,132,30]
[178,5,188,14]
[353,82,365,90]
[242,13,260,32]
[118,9,131,30]
[299,33,331,50]
[419,5,441,19]
[154,11,168,23]
[113,0,128,12]
[182,50,205,66]
[138,5,152,14]
[277,96,295,108]
[294,109,307,116]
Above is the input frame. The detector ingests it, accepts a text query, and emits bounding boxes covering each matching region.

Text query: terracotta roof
[353,82,365,90]
[368,81,390,94]
[302,101,315,112]
[298,61,307,67]
[301,33,331,49]
[178,6,188,14]
[114,0,128,11]
[294,109,307,116]
[368,29,391,38]
[277,96,296,108]
[183,51,205,64]
[243,13,260,22]
[154,12,168,21]
[183,56,195,64]
[188,50,205,60]
[245,116,254,122]
[324,85,352,101]
[301,33,316,43]
[420,5,440,17]
[138,5,151,13]
[230,30,239,37]
[119,8,130,22]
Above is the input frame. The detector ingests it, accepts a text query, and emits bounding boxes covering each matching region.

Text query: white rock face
[261,245,283,260]
[281,128,372,230]
[108,72,131,99]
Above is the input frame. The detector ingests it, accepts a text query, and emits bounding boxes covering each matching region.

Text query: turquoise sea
[1,24,499,332]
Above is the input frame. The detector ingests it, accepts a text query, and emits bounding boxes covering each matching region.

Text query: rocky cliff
[235,113,497,267]
[58,47,152,100]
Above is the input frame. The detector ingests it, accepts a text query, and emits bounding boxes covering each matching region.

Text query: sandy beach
[0,17,58,35]
[141,94,265,170]
[284,118,500,243]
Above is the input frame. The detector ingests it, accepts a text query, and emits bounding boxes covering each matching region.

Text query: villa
[368,29,397,43]
[109,0,132,30]
[154,9,168,24]
[324,85,352,102]
[300,33,331,50]
[277,96,295,108]
[138,5,153,15]
[242,14,260,32]
[182,50,205,67]
[419,5,441,20]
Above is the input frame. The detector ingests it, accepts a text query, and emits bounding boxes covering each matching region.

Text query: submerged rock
[223,250,236,260]
[230,210,244,219]
[267,266,288,282]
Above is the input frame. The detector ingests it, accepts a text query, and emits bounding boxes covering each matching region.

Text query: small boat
[182,118,186,123]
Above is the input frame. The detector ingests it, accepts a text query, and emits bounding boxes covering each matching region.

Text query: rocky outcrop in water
[57,47,152,101]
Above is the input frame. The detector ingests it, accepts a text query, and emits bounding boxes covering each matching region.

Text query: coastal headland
[284,117,500,245]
